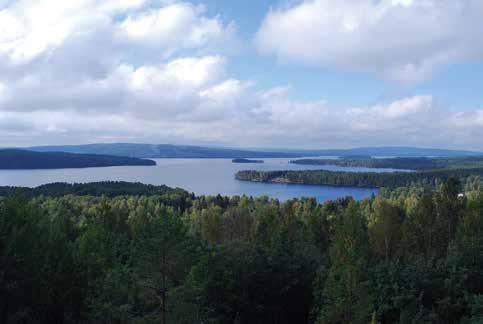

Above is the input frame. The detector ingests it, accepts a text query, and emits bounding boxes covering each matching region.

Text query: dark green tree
[316,202,373,324]
[132,207,200,324]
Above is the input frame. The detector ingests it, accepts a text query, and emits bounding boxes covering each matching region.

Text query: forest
[0,150,156,169]
[236,168,483,189]
[1,179,482,323]
[290,156,483,171]
[0,182,192,199]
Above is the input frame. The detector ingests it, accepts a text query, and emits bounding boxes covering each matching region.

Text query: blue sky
[201,0,483,109]
[0,0,482,149]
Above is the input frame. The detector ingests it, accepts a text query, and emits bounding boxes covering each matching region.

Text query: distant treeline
[291,156,483,171]
[291,157,443,170]
[0,181,193,209]
[0,149,156,169]
[236,168,483,188]
[232,158,264,164]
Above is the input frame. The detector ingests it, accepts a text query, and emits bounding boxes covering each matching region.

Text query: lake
[0,158,397,202]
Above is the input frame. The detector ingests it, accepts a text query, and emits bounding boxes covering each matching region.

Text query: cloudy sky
[1,0,483,149]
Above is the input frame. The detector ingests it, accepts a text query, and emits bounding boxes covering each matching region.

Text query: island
[232,158,264,164]
[235,167,483,188]
[0,149,156,169]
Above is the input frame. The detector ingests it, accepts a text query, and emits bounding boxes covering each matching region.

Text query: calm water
[0,158,396,202]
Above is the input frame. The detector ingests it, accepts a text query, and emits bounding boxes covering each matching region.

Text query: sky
[0,0,483,150]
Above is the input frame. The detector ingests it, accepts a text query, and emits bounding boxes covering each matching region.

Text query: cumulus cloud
[255,0,483,83]
[0,1,236,138]
[0,0,482,150]
[120,2,237,57]
[0,0,237,70]
[2,61,482,149]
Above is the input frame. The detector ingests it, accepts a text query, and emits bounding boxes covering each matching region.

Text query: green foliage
[316,202,373,324]
[0,179,482,323]
[132,207,200,323]
[236,168,483,189]
[292,157,446,170]
[368,198,402,260]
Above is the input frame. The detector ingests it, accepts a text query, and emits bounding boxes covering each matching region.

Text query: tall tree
[368,198,402,260]
[132,207,199,324]
[316,202,373,324]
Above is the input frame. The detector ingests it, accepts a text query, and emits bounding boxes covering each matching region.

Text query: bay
[0,158,400,201]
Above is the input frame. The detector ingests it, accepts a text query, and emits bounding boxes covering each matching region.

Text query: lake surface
[0,158,397,202]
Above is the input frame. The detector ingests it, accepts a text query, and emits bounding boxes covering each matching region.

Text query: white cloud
[4,55,483,149]
[0,0,238,116]
[0,0,237,67]
[255,0,483,83]
[0,82,6,103]
[120,2,237,56]
[0,0,482,150]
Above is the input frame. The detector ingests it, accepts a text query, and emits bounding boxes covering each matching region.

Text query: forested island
[232,158,264,164]
[290,156,483,171]
[0,149,156,169]
[0,179,482,323]
[236,168,483,189]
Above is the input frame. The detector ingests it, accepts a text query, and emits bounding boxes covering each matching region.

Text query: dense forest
[1,180,482,323]
[0,182,193,207]
[236,168,483,189]
[291,156,483,171]
[0,149,156,169]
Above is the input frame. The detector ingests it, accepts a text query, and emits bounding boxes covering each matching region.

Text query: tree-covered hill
[0,149,156,169]
[0,181,190,198]
[0,182,193,210]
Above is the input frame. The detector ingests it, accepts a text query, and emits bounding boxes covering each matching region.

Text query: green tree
[435,177,464,251]
[132,207,200,324]
[368,198,402,260]
[401,192,444,259]
[316,202,373,324]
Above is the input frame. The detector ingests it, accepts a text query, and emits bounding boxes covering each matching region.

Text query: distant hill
[24,144,483,159]
[256,146,483,158]
[27,143,301,158]
[0,149,156,169]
